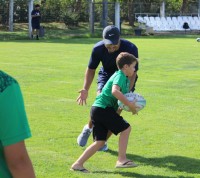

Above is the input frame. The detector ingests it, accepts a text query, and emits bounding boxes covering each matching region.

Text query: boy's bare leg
[117,126,131,163]
[71,141,105,171]
[116,126,137,168]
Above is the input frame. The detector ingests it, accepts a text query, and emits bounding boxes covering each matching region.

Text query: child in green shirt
[71,52,139,173]
[0,71,35,178]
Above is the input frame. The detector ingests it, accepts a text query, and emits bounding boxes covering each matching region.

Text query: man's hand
[76,89,88,105]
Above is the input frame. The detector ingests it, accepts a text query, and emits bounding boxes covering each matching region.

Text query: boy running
[71,52,139,173]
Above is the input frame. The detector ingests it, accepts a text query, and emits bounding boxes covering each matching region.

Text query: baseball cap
[103,25,120,45]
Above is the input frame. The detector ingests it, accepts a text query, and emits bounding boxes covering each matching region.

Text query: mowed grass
[0,36,200,178]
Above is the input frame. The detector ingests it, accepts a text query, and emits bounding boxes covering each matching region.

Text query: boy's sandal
[115,160,138,168]
[70,167,90,173]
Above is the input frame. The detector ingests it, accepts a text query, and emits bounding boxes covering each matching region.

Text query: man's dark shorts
[32,23,40,30]
[90,106,130,141]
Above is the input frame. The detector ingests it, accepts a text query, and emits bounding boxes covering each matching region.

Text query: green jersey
[0,71,31,178]
[93,70,130,111]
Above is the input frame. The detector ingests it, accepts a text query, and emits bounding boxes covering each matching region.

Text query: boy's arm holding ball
[112,85,138,114]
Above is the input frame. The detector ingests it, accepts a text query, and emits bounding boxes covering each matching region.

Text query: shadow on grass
[107,149,200,175]
[93,170,180,178]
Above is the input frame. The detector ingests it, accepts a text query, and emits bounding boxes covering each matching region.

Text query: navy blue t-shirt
[31,9,41,24]
[88,39,139,75]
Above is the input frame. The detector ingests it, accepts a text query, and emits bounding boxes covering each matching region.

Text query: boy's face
[124,62,136,77]
[105,42,120,53]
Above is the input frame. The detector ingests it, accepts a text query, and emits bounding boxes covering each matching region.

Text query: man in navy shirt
[76,25,139,151]
[31,4,41,40]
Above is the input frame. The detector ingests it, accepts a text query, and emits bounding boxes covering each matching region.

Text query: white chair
[177,16,184,24]
[188,16,194,22]
[154,21,167,31]
[150,21,157,29]
[155,17,161,22]
[149,16,155,22]
[161,21,171,31]
[195,20,200,30]
[149,17,156,29]
[193,16,199,21]
[153,24,161,31]
[137,16,145,23]
[144,16,150,23]
[145,21,152,28]
[182,16,189,22]
[167,20,176,31]
[148,17,157,29]
[160,17,167,23]
[177,16,183,21]
[166,17,172,22]
[169,18,177,32]
[171,17,177,23]
[155,20,163,31]
[173,21,184,31]
[189,20,198,30]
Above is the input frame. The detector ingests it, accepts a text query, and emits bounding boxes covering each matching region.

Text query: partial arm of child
[4,141,35,178]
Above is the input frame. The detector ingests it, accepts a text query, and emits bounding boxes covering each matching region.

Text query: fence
[0,1,199,39]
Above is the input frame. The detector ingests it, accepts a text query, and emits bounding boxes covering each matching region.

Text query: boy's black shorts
[90,106,130,141]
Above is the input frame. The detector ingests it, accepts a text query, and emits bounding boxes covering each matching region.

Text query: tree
[181,0,189,14]
[128,0,134,26]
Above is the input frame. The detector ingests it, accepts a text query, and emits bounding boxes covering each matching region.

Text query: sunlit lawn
[0,35,199,178]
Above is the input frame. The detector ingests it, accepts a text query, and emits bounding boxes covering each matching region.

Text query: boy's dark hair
[116,52,138,69]
[35,4,40,8]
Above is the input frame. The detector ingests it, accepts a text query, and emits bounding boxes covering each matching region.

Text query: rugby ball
[118,92,146,112]
[196,38,200,42]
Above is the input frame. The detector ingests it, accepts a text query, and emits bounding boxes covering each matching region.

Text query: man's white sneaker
[77,125,92,147]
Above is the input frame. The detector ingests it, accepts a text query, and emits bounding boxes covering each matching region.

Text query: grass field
[0,35,200,178]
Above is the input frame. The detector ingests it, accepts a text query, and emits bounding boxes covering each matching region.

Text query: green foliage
[61,10,80,28]
[0,0,199,28]
[166,0,182,13]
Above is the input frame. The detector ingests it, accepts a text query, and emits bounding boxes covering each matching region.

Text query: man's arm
[83,67,96,91]
[76,67,96,105]
[4,141,35,178]
[31,14,40,18]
